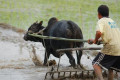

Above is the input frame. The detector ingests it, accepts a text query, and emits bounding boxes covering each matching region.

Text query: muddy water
[1,25,118,80]
[0,25,50,80]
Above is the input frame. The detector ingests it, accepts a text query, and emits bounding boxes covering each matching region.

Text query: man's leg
[93,64,104,80]
[108,69,113,80]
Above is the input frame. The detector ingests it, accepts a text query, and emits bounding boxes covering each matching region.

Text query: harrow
[45,70,96,80]
[44,67,110,80]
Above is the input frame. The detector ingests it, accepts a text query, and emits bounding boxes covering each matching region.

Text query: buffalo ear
[35,20,38,23]
[39,21,43,25]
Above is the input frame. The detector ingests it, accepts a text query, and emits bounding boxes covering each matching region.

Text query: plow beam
[56,47,102,53]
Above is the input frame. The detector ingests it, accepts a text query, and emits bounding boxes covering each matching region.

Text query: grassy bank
[0,0,120,39]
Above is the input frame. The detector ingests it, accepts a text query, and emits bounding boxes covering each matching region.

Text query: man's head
[98,5,109,19]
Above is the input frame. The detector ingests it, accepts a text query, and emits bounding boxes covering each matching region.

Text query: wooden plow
[28,34,119,79]
[28,33,105,79]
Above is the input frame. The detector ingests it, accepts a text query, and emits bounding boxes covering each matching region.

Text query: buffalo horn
[38,28,46,34]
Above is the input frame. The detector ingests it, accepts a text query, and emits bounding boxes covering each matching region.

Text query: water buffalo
[24,17,84,68]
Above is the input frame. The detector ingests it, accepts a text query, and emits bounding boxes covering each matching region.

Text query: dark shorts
[92,52,120,72]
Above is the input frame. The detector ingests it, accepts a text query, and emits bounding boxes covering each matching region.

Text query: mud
[1,23,118,80]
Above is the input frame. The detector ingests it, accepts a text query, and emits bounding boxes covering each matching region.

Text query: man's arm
[94,31,102,44]
[88,31,102,44]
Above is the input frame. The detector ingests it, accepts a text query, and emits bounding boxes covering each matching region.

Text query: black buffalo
[24,17,84,68]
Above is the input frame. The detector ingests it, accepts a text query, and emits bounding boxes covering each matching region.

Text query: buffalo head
[28,21,44,33]
[24,21,44,41]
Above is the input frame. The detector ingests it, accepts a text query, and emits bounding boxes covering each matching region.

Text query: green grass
[0,0,120,39]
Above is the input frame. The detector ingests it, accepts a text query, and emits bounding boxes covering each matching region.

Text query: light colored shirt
[96,17,120,56]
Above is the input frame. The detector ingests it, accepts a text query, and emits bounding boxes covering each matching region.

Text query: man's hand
[88,39,102,45]
[97,39,102,45]
[88,39,94,44]
[93,40,98,44]
[88,39,99,44]
[88,31,102,45]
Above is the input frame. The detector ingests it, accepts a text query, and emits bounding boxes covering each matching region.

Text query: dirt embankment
[0,23,25,33]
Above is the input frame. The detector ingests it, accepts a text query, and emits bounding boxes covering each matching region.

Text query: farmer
[88,5,120,80]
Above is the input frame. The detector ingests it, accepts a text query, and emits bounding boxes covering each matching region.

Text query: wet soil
[1,23,119,80]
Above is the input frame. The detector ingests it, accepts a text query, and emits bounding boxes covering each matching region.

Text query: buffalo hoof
[77,64,85,70]
[68,65,77,69]
[44,60,56,66]
[73,66,77,69]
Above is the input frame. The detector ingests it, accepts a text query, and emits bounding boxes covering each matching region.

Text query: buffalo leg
[43,50,50,65]
[76,50,83,68]
[76,50,83,65]
[65,51,76,68]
